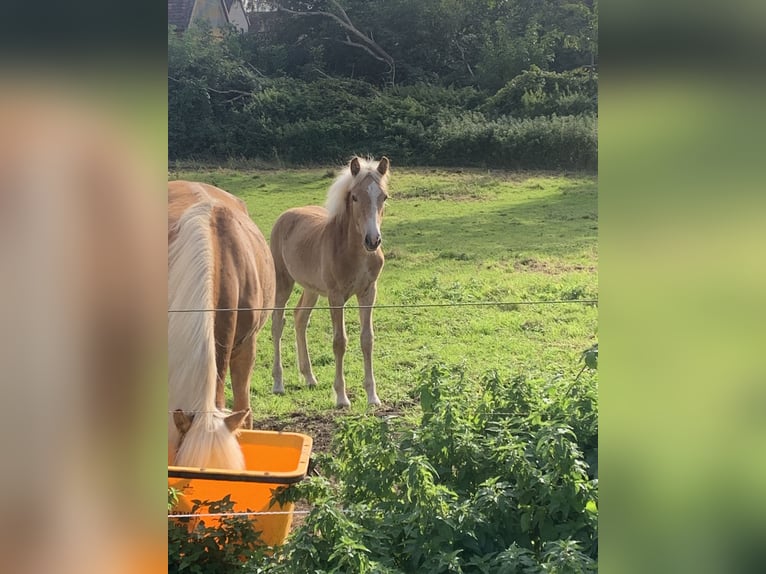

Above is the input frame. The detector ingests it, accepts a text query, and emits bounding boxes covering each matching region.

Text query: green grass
[169,166,598,421]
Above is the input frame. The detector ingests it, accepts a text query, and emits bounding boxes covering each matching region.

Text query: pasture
[169,165,597,445]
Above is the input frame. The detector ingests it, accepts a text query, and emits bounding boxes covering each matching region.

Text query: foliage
[483,67,597,119]
[580,344,598,371]
[169,487,180,511]
[261,364,597,573]
[432,111,597,170]
[168,494,267,574]
[167,360,599,572]
[252,1,597,88]
[168,24,263,159]
[168,52,597,169]
[168,1,598,167]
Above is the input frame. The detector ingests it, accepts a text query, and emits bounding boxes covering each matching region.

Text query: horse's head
[347,156,389,252]
[172,408,249,470]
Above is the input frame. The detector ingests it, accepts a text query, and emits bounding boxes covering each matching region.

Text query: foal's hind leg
[271,276,294,395]
[295,289,319,388]
[230,338,256,429]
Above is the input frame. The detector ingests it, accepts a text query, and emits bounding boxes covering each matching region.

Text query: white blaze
[366,182,382,238]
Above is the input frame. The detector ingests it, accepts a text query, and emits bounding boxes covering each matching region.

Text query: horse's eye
[382,194,389,202]
[351,194,358,202]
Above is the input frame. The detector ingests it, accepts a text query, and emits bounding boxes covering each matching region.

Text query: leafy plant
[264,364,598,573]
[576,343,598,381]
[168,494,266,574]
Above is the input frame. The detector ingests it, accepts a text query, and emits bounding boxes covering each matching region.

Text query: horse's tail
[168,202,217,436]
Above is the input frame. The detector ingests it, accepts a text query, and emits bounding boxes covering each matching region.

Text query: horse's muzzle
[364,234,381,251]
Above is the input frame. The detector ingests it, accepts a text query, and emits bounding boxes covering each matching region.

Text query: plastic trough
[168,429,313,546]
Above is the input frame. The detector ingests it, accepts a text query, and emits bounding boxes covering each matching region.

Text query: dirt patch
[251,399,419,456]
[252,411,338,454]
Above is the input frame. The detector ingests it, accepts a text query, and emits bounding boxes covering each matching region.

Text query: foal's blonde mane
[325,158,389,219]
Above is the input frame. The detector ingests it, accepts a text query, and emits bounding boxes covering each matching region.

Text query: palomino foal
[270,156,390,407]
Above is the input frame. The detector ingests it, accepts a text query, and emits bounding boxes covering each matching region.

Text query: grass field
[169,165,598,444]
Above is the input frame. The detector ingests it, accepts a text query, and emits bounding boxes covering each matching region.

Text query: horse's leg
[357,284,381,405]
[230,337,255,429]
[294,289,319,388]
[215,311,236,410]
[271,275,294,395]
[328,293,350,407]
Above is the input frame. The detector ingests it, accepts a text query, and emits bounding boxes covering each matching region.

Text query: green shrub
[168,29,597,170]
[433,112,597,170]
[168,494,267,574]
[167,361,598,573]
[484,66,598,119]
[266,364,598,573]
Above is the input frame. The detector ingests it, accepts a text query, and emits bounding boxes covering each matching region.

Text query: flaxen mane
[168,201,245,470]
[325,158,389,219]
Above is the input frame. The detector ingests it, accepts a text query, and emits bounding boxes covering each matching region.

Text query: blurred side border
[0,1,167,573]
[601,1,766,573]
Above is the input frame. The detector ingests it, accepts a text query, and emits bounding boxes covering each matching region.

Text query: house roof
[170,0,249,32]
[168,0,196,30]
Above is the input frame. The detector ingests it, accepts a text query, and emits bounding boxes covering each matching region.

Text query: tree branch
[168,76,255,100]
[340,37,389,65]
[276,1,395,77]
[328,0,353,27]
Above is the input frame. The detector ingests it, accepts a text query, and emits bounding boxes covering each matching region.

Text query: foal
[270,157,390,407]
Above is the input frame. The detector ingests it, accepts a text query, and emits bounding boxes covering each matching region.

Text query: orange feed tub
[168,429,313,546]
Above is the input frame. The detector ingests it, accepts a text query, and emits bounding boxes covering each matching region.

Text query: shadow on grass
[385,183,597,261]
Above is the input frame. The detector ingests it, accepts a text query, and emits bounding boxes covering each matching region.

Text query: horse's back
[168,180,248,239]
[271,205,327,239]
[168,180,275,347]
[270,206,331,289]
[270,205,329,262]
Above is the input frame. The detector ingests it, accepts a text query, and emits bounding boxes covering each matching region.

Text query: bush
[168,494,267,574]
[266,364,598,573]
[484,66,598,119]
[168,24,263,159]
[168,28,597,170]
[433,112,597,170]
[167,362,598,573]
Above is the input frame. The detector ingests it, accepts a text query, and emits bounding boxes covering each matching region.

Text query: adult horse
[168,181,275,469]
[270,156,390,407]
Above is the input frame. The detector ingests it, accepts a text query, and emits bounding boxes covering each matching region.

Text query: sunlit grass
[170,167,598,418]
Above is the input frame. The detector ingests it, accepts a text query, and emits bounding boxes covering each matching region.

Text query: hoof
[272,386,285,395]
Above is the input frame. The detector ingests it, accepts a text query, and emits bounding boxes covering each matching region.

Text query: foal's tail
[168,202,217,425]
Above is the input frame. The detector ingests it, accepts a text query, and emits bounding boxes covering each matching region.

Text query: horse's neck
[331,211,363,253]
[330,213,383,279]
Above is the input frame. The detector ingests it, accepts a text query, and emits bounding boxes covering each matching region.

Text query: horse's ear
[173,409,193,434]
[377,156,389,176]
[225,409,250,432]
[350,157,361,176]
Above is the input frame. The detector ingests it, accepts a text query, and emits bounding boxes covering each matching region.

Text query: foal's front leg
[329,293,350,407]
[358,285,381,405]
